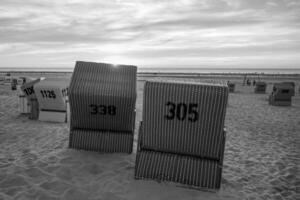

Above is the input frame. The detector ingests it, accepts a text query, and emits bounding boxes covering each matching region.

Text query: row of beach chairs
[18,61,299,190]
[20,77,69,122]
[227,81,296,106]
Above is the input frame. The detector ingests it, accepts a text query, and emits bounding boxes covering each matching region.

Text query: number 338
[165,102,199,122]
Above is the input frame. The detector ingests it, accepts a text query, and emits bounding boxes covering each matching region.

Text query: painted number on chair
[89,104,116,115]
[23,86,34,96]
[40,90,56,99]
[165,102,198,122]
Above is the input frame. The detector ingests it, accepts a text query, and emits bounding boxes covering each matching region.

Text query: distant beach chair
[19,94,30,114]
[68,61,137,153]
[34,78,69,123]
[254,82,267,93]
[227,82,235,93]
[280,82,295,96]
[4,76,12,85]
[135,81,229,189]
[269,83,294,106]
[11,78,17,90]
[20,78,41,119]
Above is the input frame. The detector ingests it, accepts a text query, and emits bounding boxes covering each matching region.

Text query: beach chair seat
[20,78,41,119]
[269,83,293,106]
[135,81,228,189]
[254,82,267,93]
[69,61,137,153]
[34,78,69,123]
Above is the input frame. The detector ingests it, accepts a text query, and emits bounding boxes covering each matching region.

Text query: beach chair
[34,78,69,123]
[11,79,17,90]
[254,82,267,93]
[68,61,137,153]
[269,83,293,106]
[135,81,229,189]
[227,82,235,93]
[281,82,295,96]
[20,78,41,119]
[4,76,12,85]
[19,94,30,114]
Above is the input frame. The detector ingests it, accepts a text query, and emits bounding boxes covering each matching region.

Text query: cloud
[0,0,299,68]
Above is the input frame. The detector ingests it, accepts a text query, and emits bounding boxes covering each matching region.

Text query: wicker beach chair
[280,82,295,96]
[34,78,69,123]
[135,81,229,189]
[227,82,235,93]
[254,82,267,93]
[269,83,294,106]
[20,78,41,119]
[68,61,137,153]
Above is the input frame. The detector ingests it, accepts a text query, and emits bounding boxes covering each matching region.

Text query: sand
[0,73,299,200]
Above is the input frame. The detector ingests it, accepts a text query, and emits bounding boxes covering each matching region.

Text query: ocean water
[0,67,300,74]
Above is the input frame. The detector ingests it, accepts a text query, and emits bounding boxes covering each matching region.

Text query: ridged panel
[69,61,137,132]
[142,81,228,159]
[135,150,223,189]
[69,129,133,153]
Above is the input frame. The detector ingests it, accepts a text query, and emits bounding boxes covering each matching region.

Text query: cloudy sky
[0,0,300,69]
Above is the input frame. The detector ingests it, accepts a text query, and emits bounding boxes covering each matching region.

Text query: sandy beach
[0,73,299,200]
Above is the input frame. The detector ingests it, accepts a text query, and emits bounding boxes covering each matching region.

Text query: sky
[0,0,300,69]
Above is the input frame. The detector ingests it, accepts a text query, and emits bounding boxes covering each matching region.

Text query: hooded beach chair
[281,82,295,96]
[269,83,294,106]
[227,82,235,93]
[34,78,69,123]
[20,78,41,119]
[68,61,137,153]
[135,81,229,189]
[254,81,267,93]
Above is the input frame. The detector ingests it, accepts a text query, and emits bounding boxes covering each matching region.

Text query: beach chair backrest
[272,83,293,100]
[255,81,266,92]
[20,78,41,100]
[69,61,137,132]
[281,82,295,96]
[34,78,69,111]
[142,81,228,159]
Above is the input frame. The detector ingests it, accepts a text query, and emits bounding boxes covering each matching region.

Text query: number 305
[165,102,199,122]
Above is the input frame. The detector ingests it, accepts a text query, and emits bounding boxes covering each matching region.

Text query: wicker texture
[69,129,133,153]
[135,81,228,189]
[69,61,137,153]
[135,150,223,189]
[69,61,137,132]
[142,81,228,159]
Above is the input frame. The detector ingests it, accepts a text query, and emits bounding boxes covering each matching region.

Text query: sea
[0,67,300,74]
